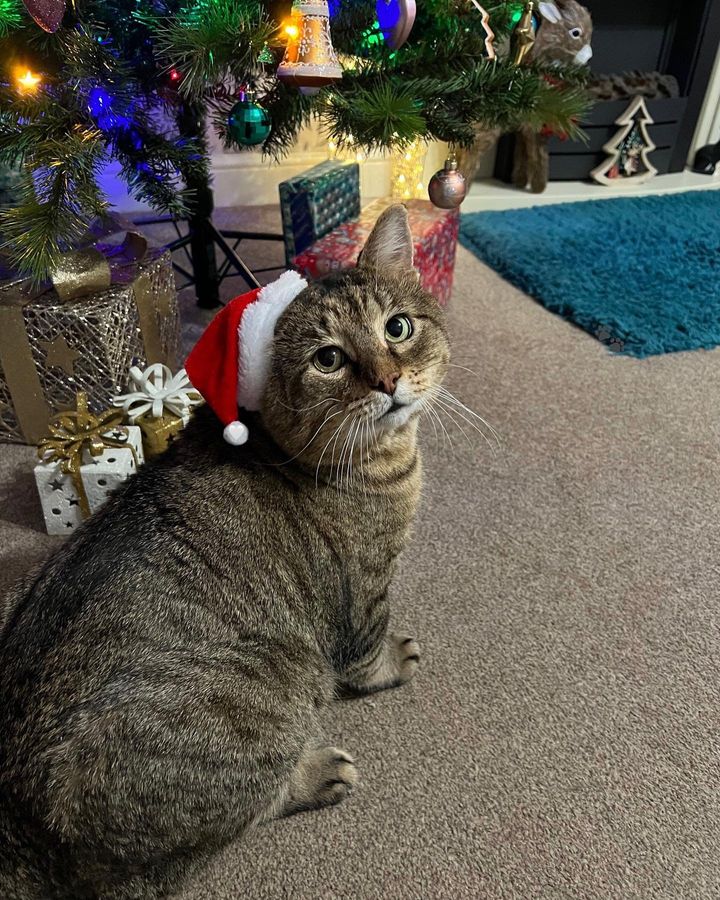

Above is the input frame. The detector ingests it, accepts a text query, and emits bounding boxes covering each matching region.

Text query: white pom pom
[223,420,249,446]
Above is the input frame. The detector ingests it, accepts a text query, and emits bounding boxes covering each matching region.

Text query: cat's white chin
[375,398,421,431]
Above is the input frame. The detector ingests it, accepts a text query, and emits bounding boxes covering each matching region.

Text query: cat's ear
[358,204,414,275]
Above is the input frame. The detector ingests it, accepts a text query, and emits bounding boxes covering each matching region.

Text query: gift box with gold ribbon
[34,392,144,534]
[113,363,203,459]
[0,223,179,445]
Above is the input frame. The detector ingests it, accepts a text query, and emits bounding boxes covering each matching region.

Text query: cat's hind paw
[392,634,420,685]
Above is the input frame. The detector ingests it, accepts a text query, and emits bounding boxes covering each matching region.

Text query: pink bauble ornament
[22,0,65,32]
[428,157,467,209]
[376,0,416,49]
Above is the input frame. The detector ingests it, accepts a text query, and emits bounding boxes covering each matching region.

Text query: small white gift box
[34,424,144,535]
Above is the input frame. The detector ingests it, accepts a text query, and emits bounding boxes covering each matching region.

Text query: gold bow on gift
[50,230,149,301]
[37,392,138,517]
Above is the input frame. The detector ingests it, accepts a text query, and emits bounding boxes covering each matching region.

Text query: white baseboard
[463,169,720,213]
[100,121,449,213]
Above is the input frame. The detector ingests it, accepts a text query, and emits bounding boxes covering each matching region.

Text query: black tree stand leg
[135,100,283,309]
[177,99,223,309]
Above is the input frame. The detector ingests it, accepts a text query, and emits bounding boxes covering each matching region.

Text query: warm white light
[391,138,427,201]
[16,69,41,93]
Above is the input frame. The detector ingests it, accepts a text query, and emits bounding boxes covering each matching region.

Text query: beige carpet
[2,216,720,899]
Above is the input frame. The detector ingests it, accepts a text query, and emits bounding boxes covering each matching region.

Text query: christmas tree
[0,0,589,281]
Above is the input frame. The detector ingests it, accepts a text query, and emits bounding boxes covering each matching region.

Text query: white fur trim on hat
[223,420,249,445]
[237,270,308,412]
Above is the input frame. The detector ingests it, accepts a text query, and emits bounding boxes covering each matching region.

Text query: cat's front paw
[338,632,421,697]
[284,745,359,816]
[391,633,420,685]
[312,747,359,808]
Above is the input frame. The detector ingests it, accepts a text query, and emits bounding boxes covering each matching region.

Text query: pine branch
[0,129,109,278]
[0,0,592,278]
[322,80,427,151]
[147,0,274,98]
[0,0,22,36]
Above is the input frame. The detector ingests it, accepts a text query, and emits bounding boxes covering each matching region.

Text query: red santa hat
[185,270,308,445]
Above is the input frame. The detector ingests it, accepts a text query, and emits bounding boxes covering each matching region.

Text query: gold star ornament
[40,334,80,376]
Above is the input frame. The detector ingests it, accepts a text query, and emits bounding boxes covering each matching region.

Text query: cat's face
[262,205,450,468]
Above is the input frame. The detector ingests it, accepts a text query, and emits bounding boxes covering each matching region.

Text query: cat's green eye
[314,346,345,373]
[385,315,413,344]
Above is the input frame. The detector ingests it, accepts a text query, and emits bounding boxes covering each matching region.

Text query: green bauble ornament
[228,91,271,147]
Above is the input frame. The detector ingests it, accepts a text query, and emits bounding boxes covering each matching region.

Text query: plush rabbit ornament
[512,0,593,193]
[535,1,592,65]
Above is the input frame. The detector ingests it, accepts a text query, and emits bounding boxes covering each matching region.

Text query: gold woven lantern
[277,0,343,95]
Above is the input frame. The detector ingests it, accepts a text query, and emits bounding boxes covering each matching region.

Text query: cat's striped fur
[0,205,450,898]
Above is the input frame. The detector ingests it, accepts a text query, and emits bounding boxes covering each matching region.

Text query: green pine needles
[0,0,590,279]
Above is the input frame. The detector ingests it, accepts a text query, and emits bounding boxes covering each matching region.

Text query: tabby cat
[0,205,450,899]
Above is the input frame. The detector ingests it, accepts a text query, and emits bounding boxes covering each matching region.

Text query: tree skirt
[459,190,720,358]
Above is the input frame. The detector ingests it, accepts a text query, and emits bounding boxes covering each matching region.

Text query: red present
[293,199,459,306]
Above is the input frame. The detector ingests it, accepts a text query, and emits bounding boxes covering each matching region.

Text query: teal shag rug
[459,190,720,358]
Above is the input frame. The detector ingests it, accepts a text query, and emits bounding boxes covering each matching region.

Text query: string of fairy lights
[5,0,539,212]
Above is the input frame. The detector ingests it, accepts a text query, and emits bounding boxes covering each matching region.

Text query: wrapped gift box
[112,362,204,459]
[136,409,189,459]
[0,233,179,445]
[279,161,361,267]
[35,424,144,534]
[293,199,460,305]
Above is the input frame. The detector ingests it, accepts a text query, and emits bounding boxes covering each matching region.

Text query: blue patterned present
[279,161,361,267]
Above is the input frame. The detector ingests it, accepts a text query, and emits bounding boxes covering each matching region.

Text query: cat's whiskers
[346,416,365,492]
[339,412,375,494]
[434,385,501,446]
[331,413,357,492]
[432,405,453,449]
[446,362,480,378]
[338,414,360,493]
[429,392,474,447]
[315,411,353,487]
[426,398,453,449]
[332,415,353,478]
[359,419,369,494]
[428,389,497,454]
[275,396,341,414]
[419,396,441,447]
[345,419,360,492]
[411,363,499,439]
[275,405,344,467]
[335,421,352,491]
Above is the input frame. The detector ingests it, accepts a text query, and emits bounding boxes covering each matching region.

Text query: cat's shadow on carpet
[0,467,47,532]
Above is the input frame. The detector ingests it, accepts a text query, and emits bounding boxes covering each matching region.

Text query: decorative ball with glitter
[228,91,271,147]
[22,0,65,32]
[428,157,467,209]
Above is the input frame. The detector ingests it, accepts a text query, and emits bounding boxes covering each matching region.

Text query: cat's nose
[375,372,401,395]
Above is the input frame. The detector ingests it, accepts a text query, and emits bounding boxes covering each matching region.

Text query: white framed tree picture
[591,95,658,186]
